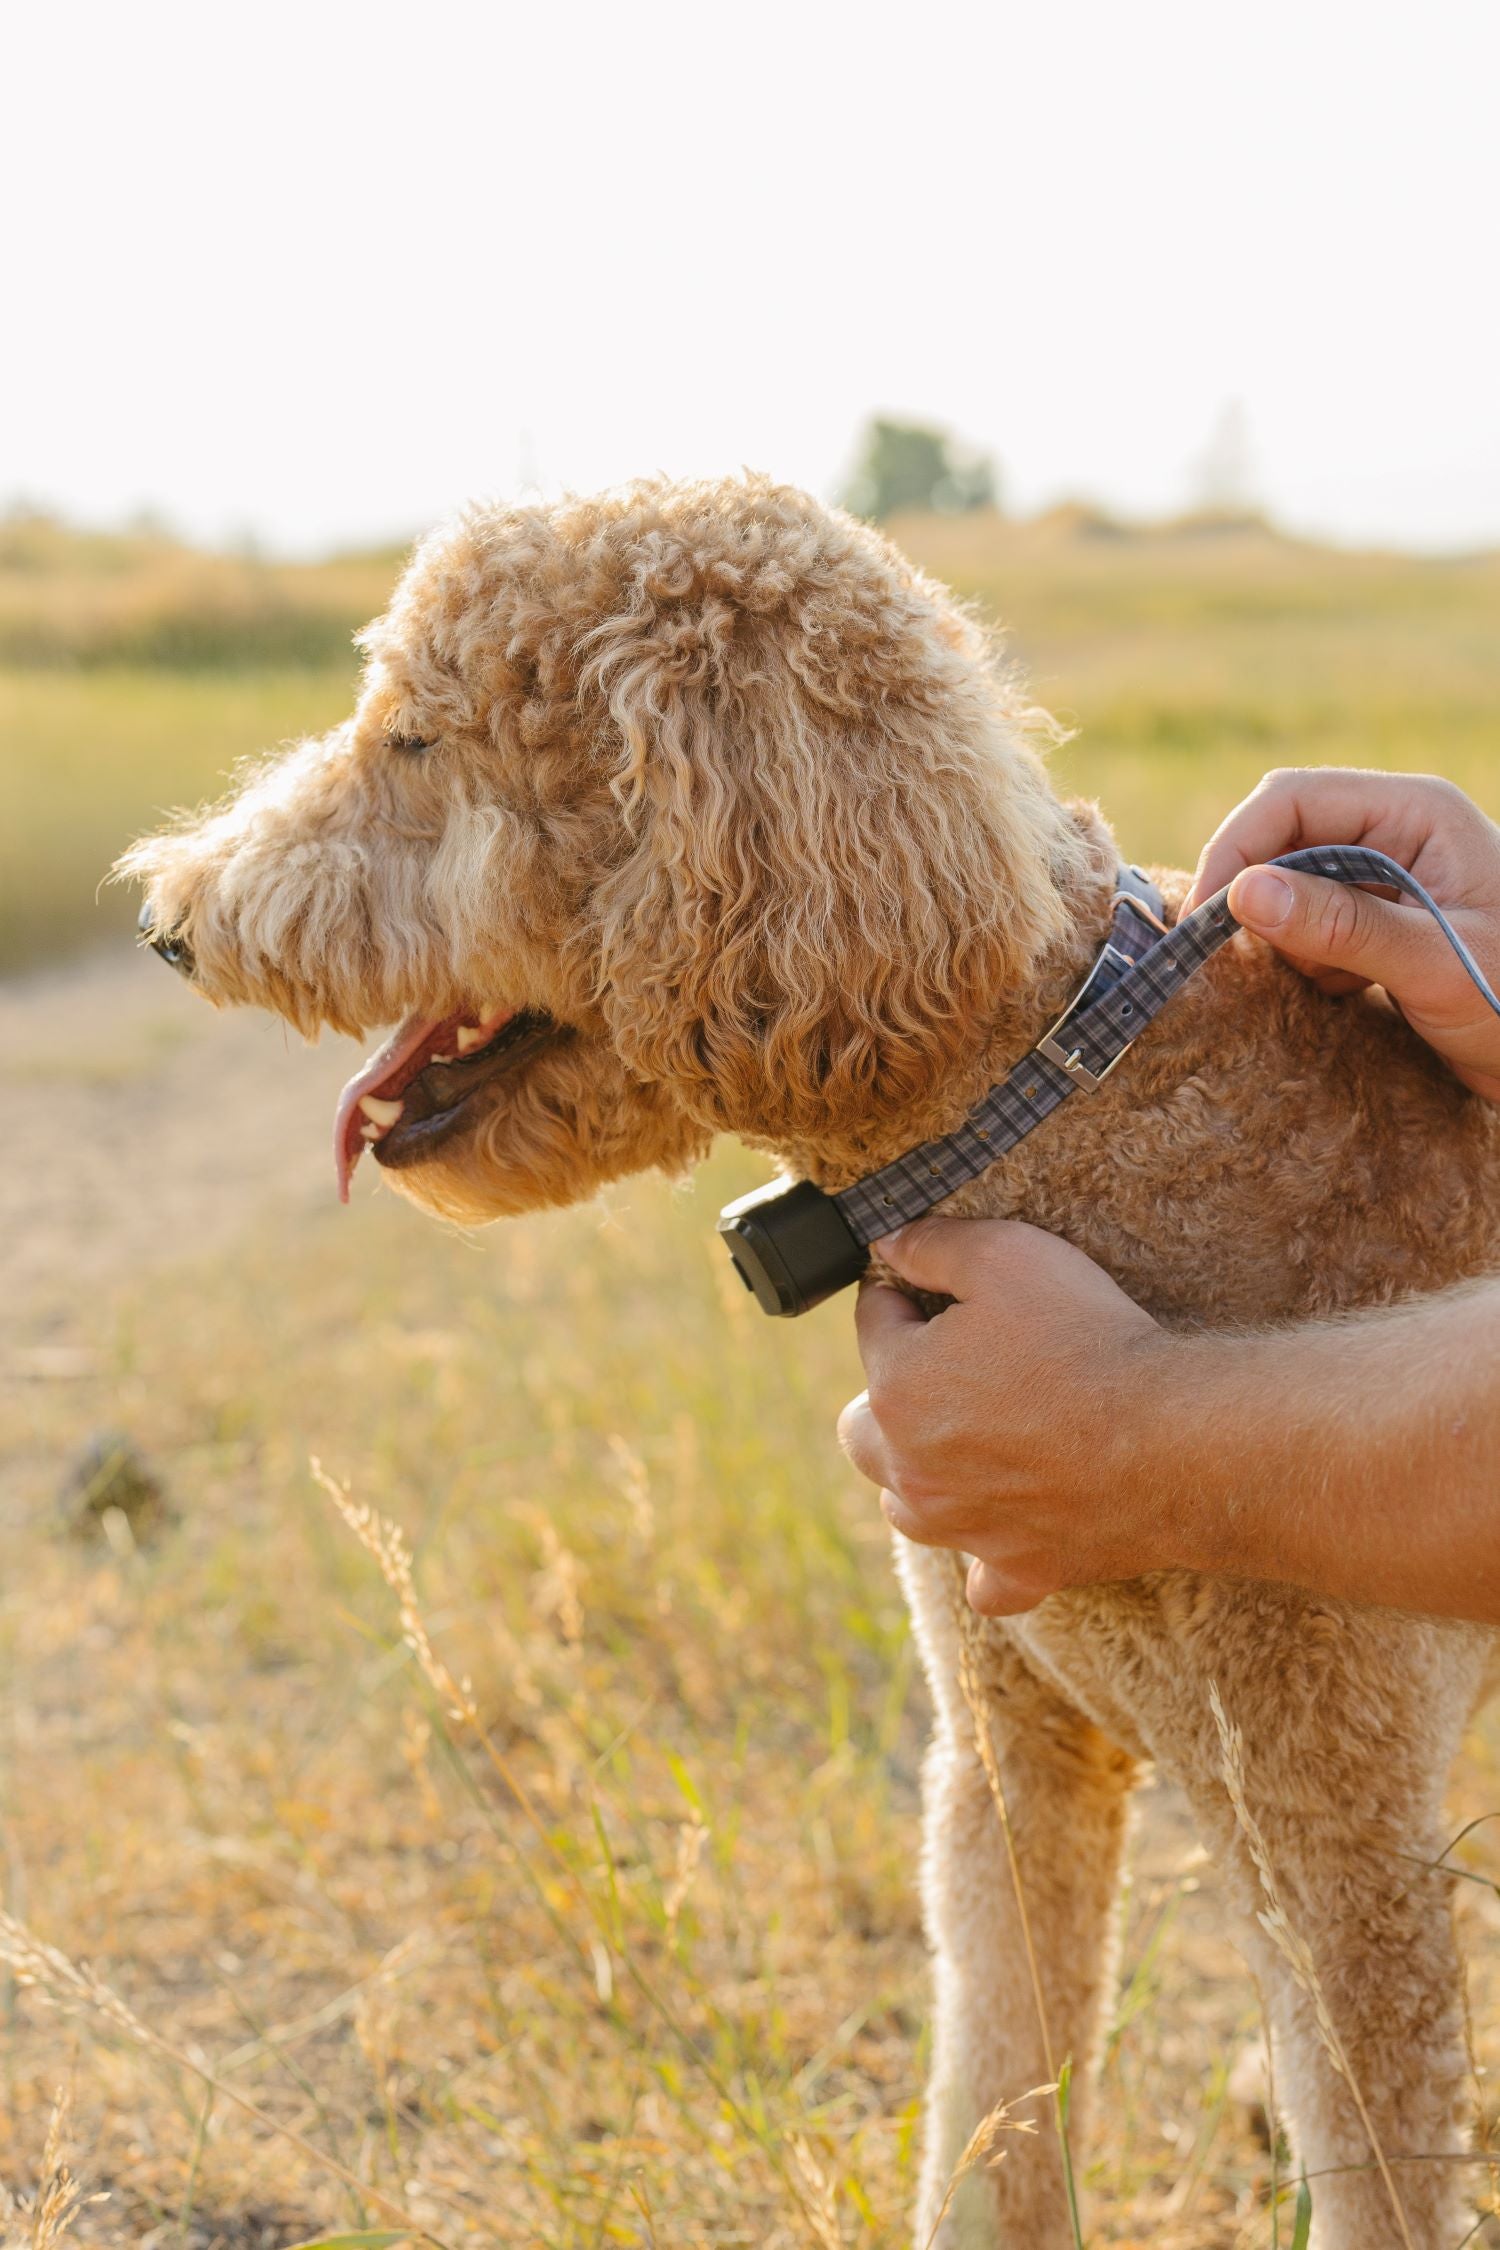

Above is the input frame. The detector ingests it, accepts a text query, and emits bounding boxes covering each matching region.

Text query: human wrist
[1082,1327,1218,1577]
[1107,1330,1286,1581]
[1138,1324,1380,1588]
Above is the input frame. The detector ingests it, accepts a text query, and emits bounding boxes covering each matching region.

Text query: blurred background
[3,4,1499,2245]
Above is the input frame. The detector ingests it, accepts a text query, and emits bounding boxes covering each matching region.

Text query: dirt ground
[3,949,358,1363]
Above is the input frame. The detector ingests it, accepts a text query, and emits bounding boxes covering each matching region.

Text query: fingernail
[1231,869,1294,928]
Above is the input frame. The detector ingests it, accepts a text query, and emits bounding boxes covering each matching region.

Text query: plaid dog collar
[719,846,1500,1317]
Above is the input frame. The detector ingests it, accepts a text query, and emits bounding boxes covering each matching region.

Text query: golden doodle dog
[124,477,1500,2248]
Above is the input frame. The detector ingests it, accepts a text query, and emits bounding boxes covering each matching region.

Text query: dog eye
[386,731,435,755]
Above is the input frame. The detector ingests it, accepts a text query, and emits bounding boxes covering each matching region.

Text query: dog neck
[756,798,1129,1193]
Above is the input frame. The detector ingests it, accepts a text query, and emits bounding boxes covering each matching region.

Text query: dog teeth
[455,1025,487,1053]
[359,1095,404,1128]
[359,1123,382,1141]
[429,1051,454,1065]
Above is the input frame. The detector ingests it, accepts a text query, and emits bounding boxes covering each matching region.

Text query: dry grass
[0,513,397,672]
[8,1153,1500,2244]
[2,1155,927,2246]
[0,2082,102,2247]
[4,509,1500,2244]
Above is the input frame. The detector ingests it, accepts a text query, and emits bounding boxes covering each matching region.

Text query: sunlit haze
[10,0,1499,554]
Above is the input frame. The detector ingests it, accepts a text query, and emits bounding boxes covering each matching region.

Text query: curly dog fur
[125,476,1500,2247]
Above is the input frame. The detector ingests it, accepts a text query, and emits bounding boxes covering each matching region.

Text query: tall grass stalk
[0,2080,102,2248]
[1054,2061,1087,2250]
[918,2087,1048,2250]
[955,1585,1083,2241]
[314,1459,856,2248]
[1260,1986,1280,2249]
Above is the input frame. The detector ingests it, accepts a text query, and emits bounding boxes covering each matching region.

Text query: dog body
[125,478,1500,2247]
[896,918,1499,2245]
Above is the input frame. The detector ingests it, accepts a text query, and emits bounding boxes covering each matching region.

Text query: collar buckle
[1035,926,1145,1094]
[1035,868,1168,1090]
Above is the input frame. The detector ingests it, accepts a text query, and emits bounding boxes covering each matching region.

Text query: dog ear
[586,589,1083,1147]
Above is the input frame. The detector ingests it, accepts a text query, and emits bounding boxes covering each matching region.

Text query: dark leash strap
[719,846,1500,1316]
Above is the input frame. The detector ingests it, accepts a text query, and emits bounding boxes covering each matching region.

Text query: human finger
[965,1556,1048,1617]
[1228,864,1446,992]
[876,1216,1049,1305]
[836,1389,897,1489]
[852,1276,929,1399]
[879,1488,932,1543]
[1185,768,1456,911]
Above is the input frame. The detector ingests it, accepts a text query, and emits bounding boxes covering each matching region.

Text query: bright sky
[9,0,1499,555]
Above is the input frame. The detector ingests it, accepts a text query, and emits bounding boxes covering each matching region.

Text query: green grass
[895,516,1500,866]
[0,665,362,970]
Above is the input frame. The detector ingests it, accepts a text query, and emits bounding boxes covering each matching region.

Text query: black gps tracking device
[716,1179,870,1317]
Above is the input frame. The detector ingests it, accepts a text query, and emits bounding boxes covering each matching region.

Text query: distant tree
[1186,400,1260,519]
[841,418,1000,522]
[123,503,179,543]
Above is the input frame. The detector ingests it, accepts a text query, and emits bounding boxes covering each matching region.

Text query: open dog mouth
[334,1006,558,1202]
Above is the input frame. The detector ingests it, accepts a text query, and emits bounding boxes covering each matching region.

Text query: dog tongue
[334,1014,451,1204]
[335,1005,521,1200]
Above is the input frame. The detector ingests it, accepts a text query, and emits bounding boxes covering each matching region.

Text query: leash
[718,846,1500,1317]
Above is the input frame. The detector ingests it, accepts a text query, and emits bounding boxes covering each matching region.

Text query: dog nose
[138,902,196,978]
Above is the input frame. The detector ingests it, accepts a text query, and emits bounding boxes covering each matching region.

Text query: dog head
[122,476,1083,1224]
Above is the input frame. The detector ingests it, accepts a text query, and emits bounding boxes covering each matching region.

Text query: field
[6,508,1500,976]
[4,505,1500,2249]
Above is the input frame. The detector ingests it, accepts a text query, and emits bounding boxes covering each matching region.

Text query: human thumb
[877,1216,1016,1302]
[1228,864,1432,988]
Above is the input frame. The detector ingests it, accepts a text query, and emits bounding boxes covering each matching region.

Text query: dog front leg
[1225,1808,1472,2250]
[1179,1628,1486,2250]
[899,1546,1137,2250]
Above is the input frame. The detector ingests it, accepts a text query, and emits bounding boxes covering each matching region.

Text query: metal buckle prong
[1035,1031,1125,1092]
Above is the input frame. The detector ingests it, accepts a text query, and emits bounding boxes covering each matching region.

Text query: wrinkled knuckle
[1319,887,1365,954]
[998,1557,1062,1608]
[970,1562,1047,1616]
[902,1478,959,1532]
[907,1473,951,1518]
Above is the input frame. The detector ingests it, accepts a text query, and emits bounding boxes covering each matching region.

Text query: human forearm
[1121,1281,1500,1621]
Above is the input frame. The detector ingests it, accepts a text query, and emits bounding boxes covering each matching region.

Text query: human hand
[837,1217,1173,1616]
[1185,768,1500,1099]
